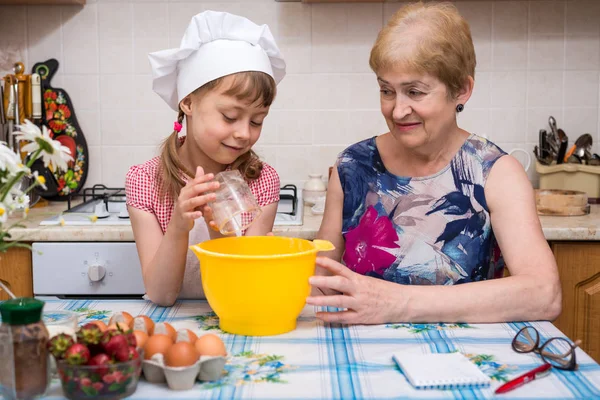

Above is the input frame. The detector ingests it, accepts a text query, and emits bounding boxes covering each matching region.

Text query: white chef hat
[148,11,286,111]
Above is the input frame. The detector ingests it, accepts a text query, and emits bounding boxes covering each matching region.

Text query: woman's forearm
[391,274,562,323]
[143,226,190,306]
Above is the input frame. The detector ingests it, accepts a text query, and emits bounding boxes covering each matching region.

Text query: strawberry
[113,346,130,362]
[47,333,75,360]
[77,323,104,355]
[125,331,137,348]
[115,346,139,362]
[64,343,91,365]
[79,377,92,387]
[101,331,129,358]
[87,353,112,377]
[128,346,140,361]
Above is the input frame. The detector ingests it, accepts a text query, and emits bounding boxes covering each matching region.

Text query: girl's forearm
[390,274,561,323]
[144,226,190,306]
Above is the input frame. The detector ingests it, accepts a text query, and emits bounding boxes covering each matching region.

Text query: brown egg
[194,333,227,357]
[109,311,133,327]
[153,322,176,341]
[165,342,200,367]
[133,330,149,349]
[176,329,198,344]
[88,320,108,332]
[132,316,155,335]
[107,322,131,332]
[144,334,174,360]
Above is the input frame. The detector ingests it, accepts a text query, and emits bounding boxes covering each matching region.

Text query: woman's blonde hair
[369,1,476,99]
[159,71,277,200]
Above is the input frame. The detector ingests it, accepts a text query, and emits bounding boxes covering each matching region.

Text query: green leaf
[108,383,122,391]
[80,385,98,397]
[66,169,74,180]
[258,355,283,366]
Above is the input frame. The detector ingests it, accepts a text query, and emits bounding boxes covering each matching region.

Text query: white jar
[303,174,327,205]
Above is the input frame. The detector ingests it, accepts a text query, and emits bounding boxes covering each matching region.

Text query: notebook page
[392,352,491,390]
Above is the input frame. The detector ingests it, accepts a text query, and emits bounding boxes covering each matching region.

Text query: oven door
[32,242,145,298]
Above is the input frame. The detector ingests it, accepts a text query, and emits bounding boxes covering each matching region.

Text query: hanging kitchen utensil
[29,59,89,200]
[573,133,593,163]
[13,62,32,123]
[547,116,559,154]
[556,128,568,165]
[0,85,6,143]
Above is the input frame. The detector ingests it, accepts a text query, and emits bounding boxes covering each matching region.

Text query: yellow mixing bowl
[190,236,334,336]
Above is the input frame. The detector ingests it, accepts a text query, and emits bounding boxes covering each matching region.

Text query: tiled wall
[1,0,600,188]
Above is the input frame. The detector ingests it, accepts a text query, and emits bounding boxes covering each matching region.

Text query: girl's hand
[201,205,220,232]
[171,166,220,233]
[306,257,398,325]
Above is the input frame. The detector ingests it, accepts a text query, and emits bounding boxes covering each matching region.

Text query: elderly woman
[307,2,561,325]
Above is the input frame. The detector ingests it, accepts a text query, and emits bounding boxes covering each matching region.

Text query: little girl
[125,11,286,306]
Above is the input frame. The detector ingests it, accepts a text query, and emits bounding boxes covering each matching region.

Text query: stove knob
[88,264,106,282]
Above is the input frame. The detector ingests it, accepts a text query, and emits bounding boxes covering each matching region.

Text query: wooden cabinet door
[0,247,33,301]
[551,242,600,363]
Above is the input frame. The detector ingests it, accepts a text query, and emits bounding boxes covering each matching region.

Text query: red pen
[495,363,552,394]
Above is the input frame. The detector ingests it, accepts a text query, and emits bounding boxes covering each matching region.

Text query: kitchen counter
[5,201,324,242]
[8,201,600,242]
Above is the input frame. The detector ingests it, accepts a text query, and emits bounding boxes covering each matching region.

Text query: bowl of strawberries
[48,322,143,400]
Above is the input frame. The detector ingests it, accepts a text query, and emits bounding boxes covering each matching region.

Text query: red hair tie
[174,121,182,133]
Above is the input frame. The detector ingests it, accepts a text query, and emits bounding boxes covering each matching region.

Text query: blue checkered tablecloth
[34,299,600,399]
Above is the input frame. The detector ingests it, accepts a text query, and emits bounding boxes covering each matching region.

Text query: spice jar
[0,298,50,400]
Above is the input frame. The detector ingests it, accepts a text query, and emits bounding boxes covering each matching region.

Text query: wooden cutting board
[535,189,590,216]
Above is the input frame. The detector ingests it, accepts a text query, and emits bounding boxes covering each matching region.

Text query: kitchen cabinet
[551,242,600,364]
[0,245,33,301]
[0,0,84,4]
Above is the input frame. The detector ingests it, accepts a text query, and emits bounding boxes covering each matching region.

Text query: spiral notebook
[392,352,491,390]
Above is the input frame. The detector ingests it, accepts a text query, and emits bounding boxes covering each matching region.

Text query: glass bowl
[55,352,143,400]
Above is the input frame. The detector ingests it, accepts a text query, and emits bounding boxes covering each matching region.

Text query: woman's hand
[306,257,401,325]
[171,166,219,233]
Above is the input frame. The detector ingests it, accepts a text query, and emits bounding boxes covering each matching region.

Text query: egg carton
[142,353,227,390]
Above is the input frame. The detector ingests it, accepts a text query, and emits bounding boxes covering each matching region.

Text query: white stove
[33,184,303,298]
[39,184,303,227]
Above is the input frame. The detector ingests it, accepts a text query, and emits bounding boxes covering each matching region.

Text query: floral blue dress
[338,134,506,285]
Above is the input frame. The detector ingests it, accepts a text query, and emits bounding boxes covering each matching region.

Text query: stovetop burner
[65,185,126,213]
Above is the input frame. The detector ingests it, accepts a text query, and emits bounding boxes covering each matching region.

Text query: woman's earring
[456,104,464,113]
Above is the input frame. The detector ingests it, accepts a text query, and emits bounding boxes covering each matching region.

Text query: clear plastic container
[208,170,262,235]
[43,310,78,379]
[0,298,50,400]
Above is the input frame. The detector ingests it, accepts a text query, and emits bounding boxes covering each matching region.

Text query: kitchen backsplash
[1,0,600,188]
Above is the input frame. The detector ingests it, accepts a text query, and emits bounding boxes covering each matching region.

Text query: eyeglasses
[512,326,581,371]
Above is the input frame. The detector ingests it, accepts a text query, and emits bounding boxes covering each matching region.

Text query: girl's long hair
[159,71,277,201]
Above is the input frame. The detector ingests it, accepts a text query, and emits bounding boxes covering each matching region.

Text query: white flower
[3,189,17,210]
[0,143,22,174]
[0,202,7,224]
[14,120,73,172]
[32,171,47,190]
[12,120,40,143]
[15,194,29,210]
